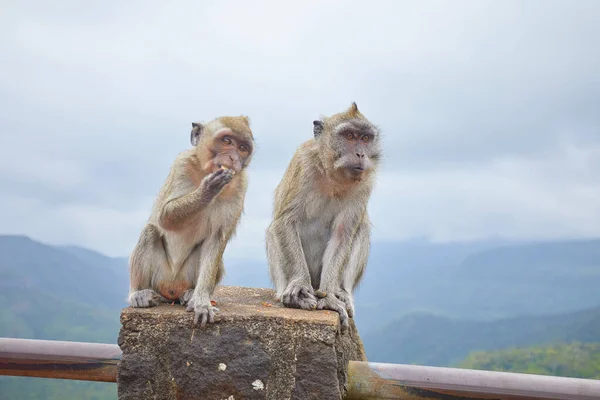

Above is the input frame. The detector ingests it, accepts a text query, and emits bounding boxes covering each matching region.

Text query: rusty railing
[2,337,600,399]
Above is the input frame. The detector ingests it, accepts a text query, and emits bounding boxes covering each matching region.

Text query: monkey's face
[191,117,254,175]
[207,127,254,174]
[328,120,380,179]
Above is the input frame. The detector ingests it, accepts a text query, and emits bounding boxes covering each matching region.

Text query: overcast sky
[1,0,599,260]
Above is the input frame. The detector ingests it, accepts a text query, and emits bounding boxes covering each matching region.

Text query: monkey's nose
[356,153,364,159]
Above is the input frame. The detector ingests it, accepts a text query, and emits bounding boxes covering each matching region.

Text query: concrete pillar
[117,286,367,400]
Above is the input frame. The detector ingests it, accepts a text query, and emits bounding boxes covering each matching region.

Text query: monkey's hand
[334,290,355,318]
[128,289,162,308]
[317,294,350,333]
[281,283,317,310]
[186,293,219,327]
[199,168,234,201]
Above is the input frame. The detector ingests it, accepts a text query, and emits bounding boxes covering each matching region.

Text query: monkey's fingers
[347,305,355,318]
[210,168,226,177]
[317,297,349,332]
[334,305,350,334]
[200,306,218,328]
[299,286,314,297]
[207,170,234,192]
[186,302,200,325]
[334,292,354,318]
[199,311,208,328]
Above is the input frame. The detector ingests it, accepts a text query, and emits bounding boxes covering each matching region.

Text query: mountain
[364,306,600,366]
[457,239,600,280]
[0,235,129,311]
[60,244,129,279]
[353,239,600,334]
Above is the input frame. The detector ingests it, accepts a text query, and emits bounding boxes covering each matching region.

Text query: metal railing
[2,337,600,399]
[0,337,120,382]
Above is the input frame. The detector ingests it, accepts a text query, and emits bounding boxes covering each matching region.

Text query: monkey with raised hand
[265,102,381,332]
[128,116,254,327]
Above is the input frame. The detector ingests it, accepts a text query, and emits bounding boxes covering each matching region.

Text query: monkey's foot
[281,284,317,310]
[317,294,350,333]
[186,296,219,327]
[334,290,355,318]
[179,289,194,306]
[129,289,162,308]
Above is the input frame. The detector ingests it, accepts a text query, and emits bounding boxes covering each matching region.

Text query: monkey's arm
[185,231,226,326]
[267,178,317,309]
[186,197,243,326]
[269,218,313,285]
[159,168,233,230]
[266,218,317,310]
[317,209,367,330]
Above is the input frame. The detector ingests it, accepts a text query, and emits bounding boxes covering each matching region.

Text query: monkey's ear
[348,102,360,117]
[313,120,324,138]
[190,122,203,146]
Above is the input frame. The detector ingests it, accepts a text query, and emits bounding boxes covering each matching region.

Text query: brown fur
[128,115,254,327]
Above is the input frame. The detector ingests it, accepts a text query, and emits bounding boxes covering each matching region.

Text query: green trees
[459,342,600,379]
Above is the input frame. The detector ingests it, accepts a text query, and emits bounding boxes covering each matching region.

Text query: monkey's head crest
[335,102,365,121]
[347,102,361,118]
[313,102,367,139]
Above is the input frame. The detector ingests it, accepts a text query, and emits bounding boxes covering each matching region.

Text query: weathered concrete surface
[117,286,367,400]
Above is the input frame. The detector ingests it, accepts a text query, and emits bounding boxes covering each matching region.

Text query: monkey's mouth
[217,164,236,175]
[348,165,365,174]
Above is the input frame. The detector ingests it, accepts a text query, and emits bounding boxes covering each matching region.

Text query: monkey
[265,102,381,332]
[127,115,254,327]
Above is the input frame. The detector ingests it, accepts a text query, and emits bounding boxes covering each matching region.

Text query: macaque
[128,116,254,327]
[265,102,381,332]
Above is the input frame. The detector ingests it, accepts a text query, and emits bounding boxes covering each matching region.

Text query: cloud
[0,0,599,257]
[369,140,600,244]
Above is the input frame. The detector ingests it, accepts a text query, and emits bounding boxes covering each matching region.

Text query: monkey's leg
[185,234,224,327]
[265,222,317,310]
[128,225,168,308]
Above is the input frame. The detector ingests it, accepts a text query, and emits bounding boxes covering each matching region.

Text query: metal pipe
[0,337,120,382]
[2,337,600,399]
[346,361,600,399]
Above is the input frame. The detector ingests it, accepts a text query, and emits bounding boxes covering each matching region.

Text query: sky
[1,0,599,260]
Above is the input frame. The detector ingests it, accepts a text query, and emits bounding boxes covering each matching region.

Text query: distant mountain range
[354,238,600,335]
[364,305,600,366]
[0,234,599,352]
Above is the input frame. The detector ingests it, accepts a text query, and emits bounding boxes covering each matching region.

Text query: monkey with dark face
[128,116,254,327]
[265,102,381,332]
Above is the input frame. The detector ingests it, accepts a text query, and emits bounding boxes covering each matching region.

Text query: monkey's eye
[361,135,371,142]
[239,144,248,153]
[222,136,232,145]
[345,132,354,140]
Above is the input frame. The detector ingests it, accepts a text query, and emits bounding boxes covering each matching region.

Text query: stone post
[117,286,367,400]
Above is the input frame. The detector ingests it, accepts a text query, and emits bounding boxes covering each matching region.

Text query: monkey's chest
[298,218,331,271]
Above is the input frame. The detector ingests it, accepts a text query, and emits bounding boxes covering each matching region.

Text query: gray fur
[265,103,380,333]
